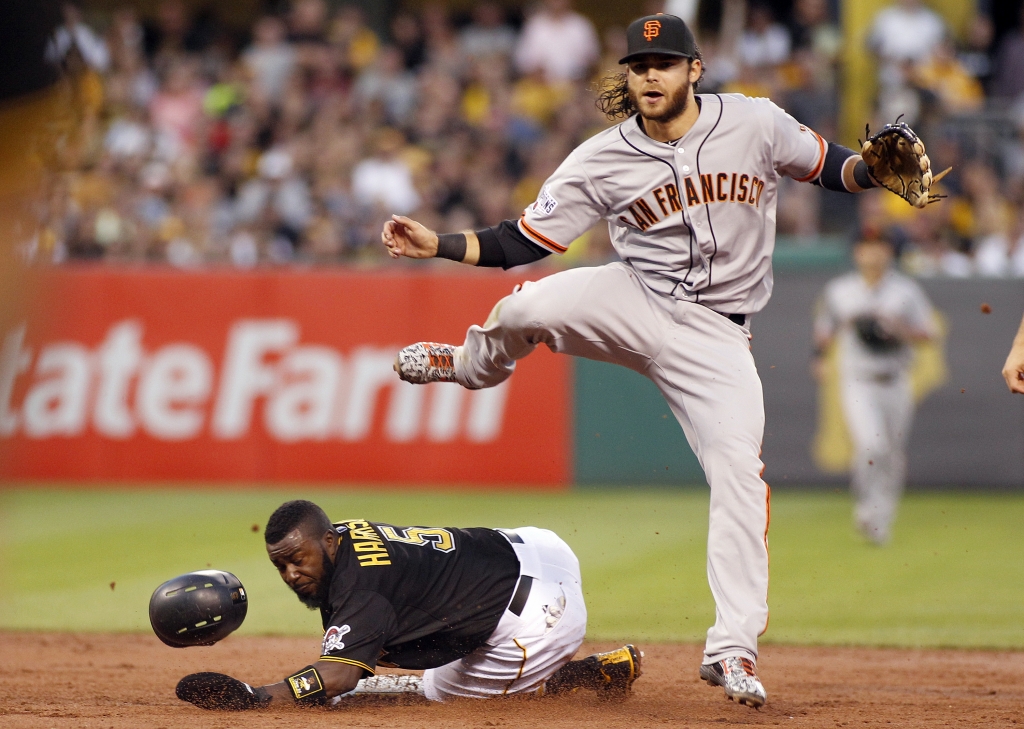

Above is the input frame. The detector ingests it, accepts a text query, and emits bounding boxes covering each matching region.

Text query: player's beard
[630,77,691,125]
[295,548,335,611]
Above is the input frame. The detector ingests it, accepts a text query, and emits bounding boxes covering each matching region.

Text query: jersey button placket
[676,152,695,229]
[677,147,690,174]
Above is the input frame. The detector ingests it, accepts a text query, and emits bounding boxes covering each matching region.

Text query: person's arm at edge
[1002,313,1024,394]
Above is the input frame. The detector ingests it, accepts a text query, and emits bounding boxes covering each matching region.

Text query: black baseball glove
[852,316,904,354]
[176,672,271,710]
[861,120,950,208]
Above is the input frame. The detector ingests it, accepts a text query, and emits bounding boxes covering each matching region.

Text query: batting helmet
[149,570,248,647]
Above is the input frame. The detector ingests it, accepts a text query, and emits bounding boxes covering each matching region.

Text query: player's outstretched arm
[803,124,948,208]
[381,214,480,264]
[1002,314,1024,394]
[176,661,363,710]
[382,215,551,269]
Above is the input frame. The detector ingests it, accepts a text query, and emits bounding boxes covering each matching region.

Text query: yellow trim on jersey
[502,638,528,695]
[318,656,376,674]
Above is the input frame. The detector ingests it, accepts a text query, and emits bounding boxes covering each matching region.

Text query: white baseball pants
[840,371,913,544]
[452,263,770,665]
[421,527,587,700]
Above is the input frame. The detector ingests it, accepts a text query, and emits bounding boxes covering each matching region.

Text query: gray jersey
[814,269,936,377]
[518,93,827,314]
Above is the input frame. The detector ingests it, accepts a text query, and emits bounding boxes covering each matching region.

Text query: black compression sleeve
[853,160,876,191]
[475,220,551,270]
[814,144,856,192]
[475,226,506,267]
[436,233,467,262]
[812,143,879,193]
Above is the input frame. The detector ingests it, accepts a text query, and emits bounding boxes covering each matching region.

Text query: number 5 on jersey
[378,526,456,553]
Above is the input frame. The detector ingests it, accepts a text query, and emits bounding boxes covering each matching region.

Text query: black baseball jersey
[317,519,520,675]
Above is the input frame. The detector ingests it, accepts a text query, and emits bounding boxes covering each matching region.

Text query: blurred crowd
[28,0,1024,277]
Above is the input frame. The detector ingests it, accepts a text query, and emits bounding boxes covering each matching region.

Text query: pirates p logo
[643,20,661,41]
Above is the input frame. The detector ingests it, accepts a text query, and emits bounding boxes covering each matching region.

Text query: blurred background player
[813,231,938,544]
[175,500,641,710]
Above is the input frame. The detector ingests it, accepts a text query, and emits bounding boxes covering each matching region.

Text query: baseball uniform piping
[792,129,827,183]
[760,479,771,636]
[502,638,529,694]
[694,94,725,296]
[319,656,376,674]
[616,123,698,288]
[518,215,568,253]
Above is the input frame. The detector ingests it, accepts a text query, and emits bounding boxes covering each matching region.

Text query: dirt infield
[2,632,1022,728]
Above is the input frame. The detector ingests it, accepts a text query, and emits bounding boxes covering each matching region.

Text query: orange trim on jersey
[759,479,772,637]
[519,215,568,253]
[792,130,827,183]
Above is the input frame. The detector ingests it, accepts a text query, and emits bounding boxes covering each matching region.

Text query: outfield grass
[1,487,1022,648]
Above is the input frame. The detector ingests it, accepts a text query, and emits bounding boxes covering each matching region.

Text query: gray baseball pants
[452,262,771,665]
[840,371,913,544]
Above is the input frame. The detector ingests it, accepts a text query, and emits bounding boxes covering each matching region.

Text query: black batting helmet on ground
[149,570,248,647]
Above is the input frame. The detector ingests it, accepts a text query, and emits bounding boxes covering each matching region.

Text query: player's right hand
[382,215,438,259]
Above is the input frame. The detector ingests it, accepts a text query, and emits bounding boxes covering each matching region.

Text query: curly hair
[595,52,705,121]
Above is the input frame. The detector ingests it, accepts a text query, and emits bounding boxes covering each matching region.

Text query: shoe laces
[425,344,454,371]
[725,657,757,677]
[428,352,453,370]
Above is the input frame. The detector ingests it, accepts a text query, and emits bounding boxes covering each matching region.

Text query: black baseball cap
[619,14,698,64]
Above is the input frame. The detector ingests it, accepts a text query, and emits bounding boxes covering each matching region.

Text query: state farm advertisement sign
[0,269,570,485]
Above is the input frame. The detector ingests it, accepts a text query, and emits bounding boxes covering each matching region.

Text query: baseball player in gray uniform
[813,233,937,545]
[381,14,906,708]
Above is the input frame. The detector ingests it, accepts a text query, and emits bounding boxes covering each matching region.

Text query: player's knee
[494,284,546,331]
[701,440,764,486]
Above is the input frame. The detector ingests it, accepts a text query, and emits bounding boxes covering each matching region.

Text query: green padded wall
[573,359,704,486]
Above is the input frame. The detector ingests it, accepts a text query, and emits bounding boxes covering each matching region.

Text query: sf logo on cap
[644,20,661,41]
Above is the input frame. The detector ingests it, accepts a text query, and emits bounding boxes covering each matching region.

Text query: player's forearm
[436,221,551,269]
[904,328,935,343]
[880,315,934,343]
[435,231,480,265]
[813,144,878,193]
[259,681,297,706]
[258,661,362,706]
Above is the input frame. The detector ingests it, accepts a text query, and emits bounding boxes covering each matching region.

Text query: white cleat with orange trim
[394,342,458,385]
[700,656,767,708]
